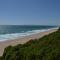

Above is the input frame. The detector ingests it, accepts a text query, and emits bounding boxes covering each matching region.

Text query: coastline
[0,27,58,56]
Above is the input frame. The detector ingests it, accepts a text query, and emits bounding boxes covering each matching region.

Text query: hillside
[0,28,60,60]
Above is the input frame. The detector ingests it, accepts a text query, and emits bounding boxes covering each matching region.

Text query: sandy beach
[0,28,58,56]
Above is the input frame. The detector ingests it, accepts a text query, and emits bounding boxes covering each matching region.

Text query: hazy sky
[0,0,60,25]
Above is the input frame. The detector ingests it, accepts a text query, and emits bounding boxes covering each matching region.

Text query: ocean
[0,25,57,41]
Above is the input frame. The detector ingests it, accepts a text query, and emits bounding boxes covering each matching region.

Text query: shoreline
[0,27,58,42]
[0,27,58,56]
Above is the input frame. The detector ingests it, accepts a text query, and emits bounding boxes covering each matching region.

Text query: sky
[0,0,60,25]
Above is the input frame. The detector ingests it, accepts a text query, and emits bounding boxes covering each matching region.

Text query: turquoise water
[0,25,57,41]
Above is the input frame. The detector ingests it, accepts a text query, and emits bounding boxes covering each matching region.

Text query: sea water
[0,25,58,42]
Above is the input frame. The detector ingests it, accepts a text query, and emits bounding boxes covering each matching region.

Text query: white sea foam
[0,27,59,42]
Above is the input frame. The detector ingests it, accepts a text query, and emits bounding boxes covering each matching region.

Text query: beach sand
[0,28,58,56]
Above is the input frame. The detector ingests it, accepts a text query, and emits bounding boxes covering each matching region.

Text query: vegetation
[0,28,60,60]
